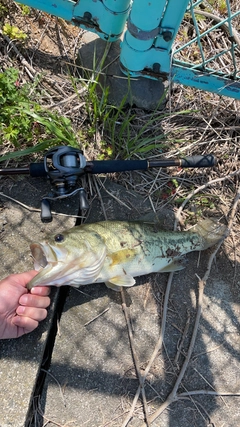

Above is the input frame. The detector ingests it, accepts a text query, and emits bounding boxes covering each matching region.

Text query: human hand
[0,270,51,339]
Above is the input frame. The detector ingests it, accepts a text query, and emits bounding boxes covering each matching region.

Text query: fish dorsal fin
[105,274,135,291]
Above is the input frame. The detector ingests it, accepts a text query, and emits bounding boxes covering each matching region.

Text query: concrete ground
[0,176,76,427]
[0,176,239,427]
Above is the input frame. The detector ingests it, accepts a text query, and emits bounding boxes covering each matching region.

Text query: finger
[30,286,51,296]
[12,315,39,334]
[4,270,39,289]
[16,306,48,322]
[19,293,51,308]
[19,270,38,283]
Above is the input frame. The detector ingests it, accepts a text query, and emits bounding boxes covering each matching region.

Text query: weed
[0,68,33,146]
[2,23,27,41]
[0,3,7,19]
[18,3,31,15]
[0,68,79,162]
[77,69,169,159]
[206,0,227,14]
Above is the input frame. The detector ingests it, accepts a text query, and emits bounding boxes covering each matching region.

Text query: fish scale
[28,219,226,291]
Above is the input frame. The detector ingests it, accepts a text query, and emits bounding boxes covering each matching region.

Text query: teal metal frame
[15,0,240,100]
[16,0,131,41]
[120,0,190,76]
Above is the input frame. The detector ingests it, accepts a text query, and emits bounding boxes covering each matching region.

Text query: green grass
[0,68,80,162]
[0,64,193,164]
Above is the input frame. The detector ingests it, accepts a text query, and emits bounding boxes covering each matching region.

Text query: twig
[0,30,37,79]
[0,192,85,219]
[178,390,240,397]
[84,307,109,326]
[42,414,76,427]
[92,176,108,220]
[96,177,132,211]
[41,368,66,407]
[192,342,224,361]
[193,9,240,46]
[174,309,190,365]
[226,182,240,230]
[100,409,133,427]
[45,87,87,109]
[175,168,240,226]
[121,287,150,427]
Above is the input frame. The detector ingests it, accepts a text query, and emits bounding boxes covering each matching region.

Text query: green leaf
[0,142,54,162]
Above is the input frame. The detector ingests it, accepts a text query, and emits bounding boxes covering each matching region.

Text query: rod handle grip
[180,155,217,168]
[87,160,148,174]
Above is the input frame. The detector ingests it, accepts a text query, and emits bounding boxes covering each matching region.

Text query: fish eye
[54,234,65,243]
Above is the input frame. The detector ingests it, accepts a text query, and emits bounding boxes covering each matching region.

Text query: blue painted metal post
[12,0,240,100]
[16,0,131,41]
[120,0,190,78]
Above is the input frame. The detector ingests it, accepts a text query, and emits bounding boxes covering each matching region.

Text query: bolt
[153,63,160,73]
[83,12,92,22]
[162,30,173,42]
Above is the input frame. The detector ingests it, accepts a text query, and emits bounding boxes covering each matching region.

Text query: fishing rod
[0,146,217,222]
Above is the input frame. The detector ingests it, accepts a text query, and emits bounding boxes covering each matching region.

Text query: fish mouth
[28,240,107,290]
[28,243,67,289]
[30,243,49,269]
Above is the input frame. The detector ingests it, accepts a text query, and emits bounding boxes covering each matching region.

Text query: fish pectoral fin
[105,274,136,291]
[159,257,186,273]
[105,282,122,292]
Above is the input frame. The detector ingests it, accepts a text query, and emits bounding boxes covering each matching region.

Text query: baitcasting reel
[42,146,89,221]
[0,145,217,223]
[44,146,86,195]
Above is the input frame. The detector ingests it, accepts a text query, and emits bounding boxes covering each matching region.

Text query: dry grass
[1,0,239,227]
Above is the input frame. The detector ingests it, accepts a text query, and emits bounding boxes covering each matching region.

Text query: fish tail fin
[191,219,227,250]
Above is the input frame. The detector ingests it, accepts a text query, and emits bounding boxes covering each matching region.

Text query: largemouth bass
[28,219,226,291]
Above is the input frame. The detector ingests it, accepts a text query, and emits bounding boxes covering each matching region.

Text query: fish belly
[95,246,184,284]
